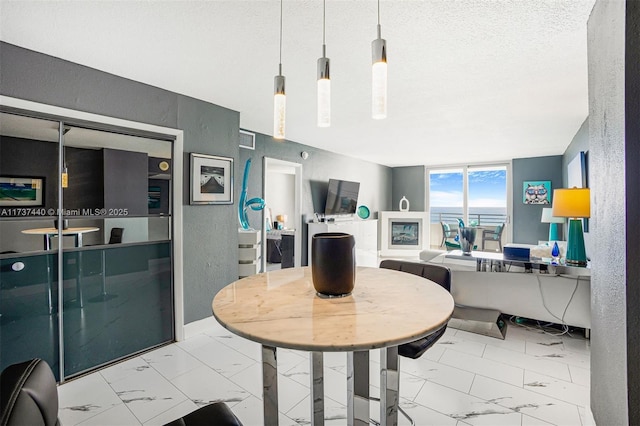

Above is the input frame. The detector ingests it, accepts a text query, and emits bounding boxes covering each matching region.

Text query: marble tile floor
[58,319,594,426]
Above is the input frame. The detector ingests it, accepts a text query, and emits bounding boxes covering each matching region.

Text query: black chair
[163,402,243,426]
[482,223,505,252]
[0,358,243,426]
[0,359,60,426]
[108,227,124,244]
[375,260,452,423]
[379,259,451,358]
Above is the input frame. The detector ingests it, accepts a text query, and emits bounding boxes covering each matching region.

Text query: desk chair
[482,223,505,252]
[377,260,452,423]
[0,358,243,426]
[108,227,124,244]
[439,221,458,247]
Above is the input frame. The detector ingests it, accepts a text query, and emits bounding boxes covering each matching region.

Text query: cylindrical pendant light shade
[372,30,387,120]
[372,60,387,119]
[317,56,330,127]
[274,74,286,140]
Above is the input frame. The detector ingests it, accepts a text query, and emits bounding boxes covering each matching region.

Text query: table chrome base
[449,305,507,339]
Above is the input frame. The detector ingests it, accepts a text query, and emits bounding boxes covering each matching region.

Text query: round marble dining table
[212,266,454,426]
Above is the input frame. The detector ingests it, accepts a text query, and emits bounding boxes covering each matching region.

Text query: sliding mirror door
[0,111,175,381]
[60,125,174,377]
[0,112,63,379]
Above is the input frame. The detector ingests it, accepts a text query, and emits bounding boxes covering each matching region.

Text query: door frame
[0,96,185,367]
[262,157,303,270]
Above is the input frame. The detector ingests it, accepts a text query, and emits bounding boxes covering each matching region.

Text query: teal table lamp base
[566,219,587,266]
[548,223,560,241]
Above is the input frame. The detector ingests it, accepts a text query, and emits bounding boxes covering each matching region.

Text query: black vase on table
[311,232,356,297]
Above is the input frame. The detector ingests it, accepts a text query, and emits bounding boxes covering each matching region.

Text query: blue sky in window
[430,169,507,208]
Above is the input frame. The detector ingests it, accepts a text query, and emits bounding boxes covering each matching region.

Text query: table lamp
[540,208,564,241]
[551,188,590,266]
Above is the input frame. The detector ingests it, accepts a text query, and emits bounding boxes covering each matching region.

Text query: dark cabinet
[65,148,147,215]
[103,149,148,216]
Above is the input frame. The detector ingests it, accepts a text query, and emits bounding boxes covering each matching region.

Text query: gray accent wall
[239,132,392,265]
[392,166,426,212]
[588,0,639,423]
[511,156,563,244]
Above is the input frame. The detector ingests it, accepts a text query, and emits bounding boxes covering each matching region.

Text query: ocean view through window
[428,166,508,227]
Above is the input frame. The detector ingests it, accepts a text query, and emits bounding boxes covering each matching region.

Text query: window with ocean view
[428,165,508,227]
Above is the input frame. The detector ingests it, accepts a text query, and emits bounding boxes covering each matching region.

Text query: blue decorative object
[551,241,560,260]
[238,158,265,230]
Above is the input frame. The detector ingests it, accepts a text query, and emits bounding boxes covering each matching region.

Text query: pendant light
[371,0,387,119]
[273,0,286,139]
[317,0,330,127]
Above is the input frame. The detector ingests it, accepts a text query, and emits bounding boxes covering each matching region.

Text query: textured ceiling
[0,0,595,167]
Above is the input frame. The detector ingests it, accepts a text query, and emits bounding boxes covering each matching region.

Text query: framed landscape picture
[0,177,44,206]
[190,153,234,205]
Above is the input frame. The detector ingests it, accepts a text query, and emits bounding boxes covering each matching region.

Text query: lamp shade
[541,208,564,224]
[552,188,590,218]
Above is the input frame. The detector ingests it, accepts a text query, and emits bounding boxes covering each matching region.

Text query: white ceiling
[0,0,595,167]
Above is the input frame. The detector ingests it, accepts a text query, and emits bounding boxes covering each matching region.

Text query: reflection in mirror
[1,113,61,254]
[1,109,175,382]
[1,113,173,252]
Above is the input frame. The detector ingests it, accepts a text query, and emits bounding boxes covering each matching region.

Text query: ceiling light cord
[323,0,326,48]
[317,0,331,127]
[279,0,283,73]
[372,0,387,119]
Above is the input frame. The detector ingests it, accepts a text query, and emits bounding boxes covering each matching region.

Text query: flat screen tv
[324,179,360,215]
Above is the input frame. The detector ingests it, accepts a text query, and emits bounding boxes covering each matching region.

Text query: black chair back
[379,259,452,359]
[379,259,451,292]
[0,359,59,426]
[108,227,124,244]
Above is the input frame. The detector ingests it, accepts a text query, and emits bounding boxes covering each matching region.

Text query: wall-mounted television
[324,179,360,215]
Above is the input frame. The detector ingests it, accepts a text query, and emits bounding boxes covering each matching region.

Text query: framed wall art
[0,176,44,207]
[523,180,551,205]
[190,153,234,205]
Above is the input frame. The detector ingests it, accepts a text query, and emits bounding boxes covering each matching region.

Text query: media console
[307,219,378,266]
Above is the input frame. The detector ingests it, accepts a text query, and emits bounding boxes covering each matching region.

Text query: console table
[212,266,454,426]
[446,249,591,276]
